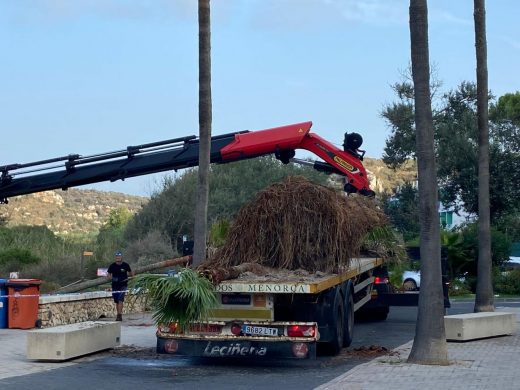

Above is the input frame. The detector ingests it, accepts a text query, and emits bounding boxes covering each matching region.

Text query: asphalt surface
[0,300,518,389]
[0,306,419,389]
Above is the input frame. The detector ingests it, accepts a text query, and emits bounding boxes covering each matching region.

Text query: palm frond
[130,268,218,329]
[362,225,407,264]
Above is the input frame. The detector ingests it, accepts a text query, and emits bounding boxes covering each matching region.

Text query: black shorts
[112,285,127,303]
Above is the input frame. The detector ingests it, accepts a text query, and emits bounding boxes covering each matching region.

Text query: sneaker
[116,314,122,321]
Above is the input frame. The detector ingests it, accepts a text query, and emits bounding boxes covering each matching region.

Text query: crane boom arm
[0,121,374,203]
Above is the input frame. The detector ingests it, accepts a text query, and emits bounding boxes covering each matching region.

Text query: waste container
[7,279,42,329]
[0,279,7,328]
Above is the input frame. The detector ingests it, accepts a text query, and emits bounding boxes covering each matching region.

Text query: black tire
[328,291,345,355]
[342,286,354,347]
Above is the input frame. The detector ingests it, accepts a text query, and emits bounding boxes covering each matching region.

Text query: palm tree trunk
[58,255,192,293]
[193,0,212,268]
[407,0,448,365]
[473,0,494,312]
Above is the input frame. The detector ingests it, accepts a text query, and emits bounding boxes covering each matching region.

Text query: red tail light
[287,325,316,337]
[158,322,180,334]
[374,276,389,284]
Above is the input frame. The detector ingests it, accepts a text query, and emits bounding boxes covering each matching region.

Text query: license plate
[242,325,278,336]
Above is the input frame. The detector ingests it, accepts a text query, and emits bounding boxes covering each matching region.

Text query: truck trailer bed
[215,257,385,294]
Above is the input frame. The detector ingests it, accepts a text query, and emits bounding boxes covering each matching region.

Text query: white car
[402,270,420,291]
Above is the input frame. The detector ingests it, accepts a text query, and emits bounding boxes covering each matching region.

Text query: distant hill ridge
[0,159,416,235]
[0,188,148,235]
[363,157,417,194]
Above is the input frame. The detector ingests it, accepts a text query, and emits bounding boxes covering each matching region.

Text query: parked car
[399,246,449,292]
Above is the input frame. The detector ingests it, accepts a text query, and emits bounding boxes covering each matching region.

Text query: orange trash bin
[7,279,42,329]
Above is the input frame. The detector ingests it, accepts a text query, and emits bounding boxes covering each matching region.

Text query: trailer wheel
[328,290,345,355]
[342,287,354,347]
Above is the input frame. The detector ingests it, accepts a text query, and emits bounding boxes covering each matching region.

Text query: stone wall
[38,291,148,328]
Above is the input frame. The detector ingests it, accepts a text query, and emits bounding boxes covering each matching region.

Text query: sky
[1,0,519,197]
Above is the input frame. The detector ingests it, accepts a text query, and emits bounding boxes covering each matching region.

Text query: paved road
[0,306,417,390]
[1,300,516,390]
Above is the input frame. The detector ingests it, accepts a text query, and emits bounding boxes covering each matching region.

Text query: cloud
[8,0,197,23]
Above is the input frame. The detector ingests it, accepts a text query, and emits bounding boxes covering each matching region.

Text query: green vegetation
[493,269,520,295]
[131,268,218,328]
[209,219,231,248]
[380,161,519,294]
[381,183,420,242]
[383,83,520,222]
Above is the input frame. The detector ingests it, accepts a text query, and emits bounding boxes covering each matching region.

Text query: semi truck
[155,246,452,360]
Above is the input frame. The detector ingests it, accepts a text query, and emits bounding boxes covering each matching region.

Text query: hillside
[0,189,148,235]
[0,159,416,235]
[364,157,417,193]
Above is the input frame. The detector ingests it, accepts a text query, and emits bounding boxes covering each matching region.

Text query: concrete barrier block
[444,312,516,341]
[27,321,121,361]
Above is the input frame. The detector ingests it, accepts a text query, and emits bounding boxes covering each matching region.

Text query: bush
[494,269,520,295]
[124,230,175,268]
[0,248,40,276]
[448,278,472,296]
[21,255,83,291]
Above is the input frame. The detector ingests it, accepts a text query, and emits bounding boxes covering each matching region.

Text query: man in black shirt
[107,251,134,321]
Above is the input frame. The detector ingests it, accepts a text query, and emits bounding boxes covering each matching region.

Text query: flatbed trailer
[156,257,390,359]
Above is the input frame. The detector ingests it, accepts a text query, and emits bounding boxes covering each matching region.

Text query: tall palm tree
[193,0,212,268]
[473,0,494,313]
[407,0,448,365]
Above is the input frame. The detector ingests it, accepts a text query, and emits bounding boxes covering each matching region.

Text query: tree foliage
[494,211,520,242]
[105,207,133,229]
[95,207,133,264]
[381,183,420,242]
[383,82,520,221]
[491,92,520,129]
